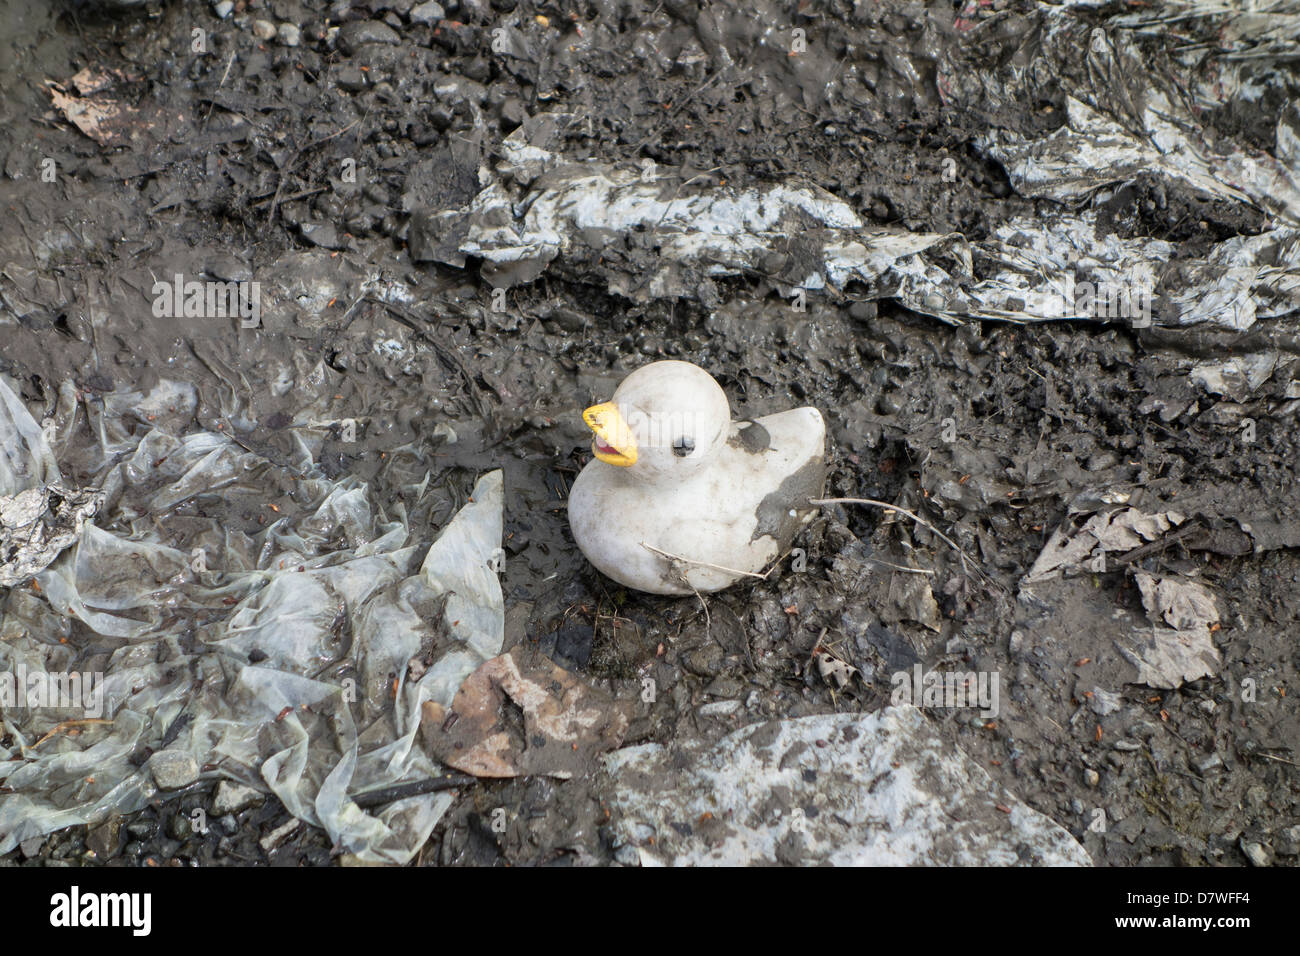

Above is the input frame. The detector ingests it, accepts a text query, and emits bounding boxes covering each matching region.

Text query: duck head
[582,360,731,482]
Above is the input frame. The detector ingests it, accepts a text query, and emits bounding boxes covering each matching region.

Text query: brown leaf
[420,645,633,779]
[47,83,142,147]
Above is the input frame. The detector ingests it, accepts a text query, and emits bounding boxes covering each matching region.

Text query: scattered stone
[213,0,234,18]
[1088,687,1123,716]
[167,811,193,841]
[699,699,741,717]
[278,23,302,47]
[253,20,277,41]
[1276,825,1300,856]
[682,642,723,677]
[1128,720,1160,740]
[499,96,525,126]
[1112,739,1141,752]
[298,221,349,250]
[1083,768,1100,787]
[337,67,368,92]
[1240,838,1271,867]
[149,749,200,790]
[212,780,265,816]
[126,821,154,840]
[86,817,124,860]
[410,0,445,24]
[336,20,401,55]
[1195,753,1223,774]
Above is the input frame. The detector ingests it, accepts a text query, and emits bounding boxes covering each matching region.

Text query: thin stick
[352,773,479,809]
[810,496,995,586]
[640,542,769,580]
[1249,752,1298,767]
[23,718,114,753]
[865,557,935,575]
[690,583,711,633]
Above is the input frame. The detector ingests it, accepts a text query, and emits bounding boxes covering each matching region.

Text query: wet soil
[1,0,1296,867]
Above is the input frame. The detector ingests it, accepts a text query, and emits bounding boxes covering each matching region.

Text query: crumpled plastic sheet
[402,2,1300,428]
[964,2,1300,220]
[425,107,1300,339]
[0,378,103,589]
[418,112,971,312]
[0,374,504,863]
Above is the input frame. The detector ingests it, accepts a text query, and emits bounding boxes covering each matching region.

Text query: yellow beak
[583,401,637,466]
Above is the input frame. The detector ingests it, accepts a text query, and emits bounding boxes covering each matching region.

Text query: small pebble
[410,0,445,24]
[1195,753,1223,774]
[699,699,741,717]
[212,780,265,816]
[336,20,401,55]
[253,20,277,41]
[1088,687,1122,716]
[167,812,193,841]
[337,67,368,92]
[86,817,124,860]
[150,749,200,790]
[1276,825,1300,856]
[1240,839,1270,867]
[1083,768,1100,787]
[278,23,302,47]
[213,0,234,18]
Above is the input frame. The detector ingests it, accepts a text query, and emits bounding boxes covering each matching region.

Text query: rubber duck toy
[568,360,826,595]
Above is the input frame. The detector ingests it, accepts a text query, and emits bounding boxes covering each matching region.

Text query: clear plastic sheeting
[0,377,101,590]
[427,113,971,310]
[0,375,504,863]
[965,3,1300,223]
[416,110,1300,336]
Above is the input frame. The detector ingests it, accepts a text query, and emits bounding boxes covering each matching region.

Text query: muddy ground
[0,0,1297,866]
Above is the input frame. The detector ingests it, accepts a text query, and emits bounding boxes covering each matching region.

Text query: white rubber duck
[568,360,826,595]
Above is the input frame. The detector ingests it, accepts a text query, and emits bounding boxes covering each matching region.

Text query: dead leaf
[885,571,941,632]
[1025,508,1185,582]
[1116,626,1221,689]
[69,67,132,96]
[813,650,858,690]
[420,645,633,778]
[47,82,141,146]
[1134,571,1219,632]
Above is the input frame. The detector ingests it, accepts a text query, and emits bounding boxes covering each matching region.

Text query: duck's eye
[672,436,695,457]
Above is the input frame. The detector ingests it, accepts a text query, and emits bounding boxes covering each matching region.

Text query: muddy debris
[1,0,1298,869]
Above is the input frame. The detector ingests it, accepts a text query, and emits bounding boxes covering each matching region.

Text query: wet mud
[1,0,1297,866]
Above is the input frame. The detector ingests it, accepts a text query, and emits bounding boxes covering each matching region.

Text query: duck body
[567,361,826,595]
